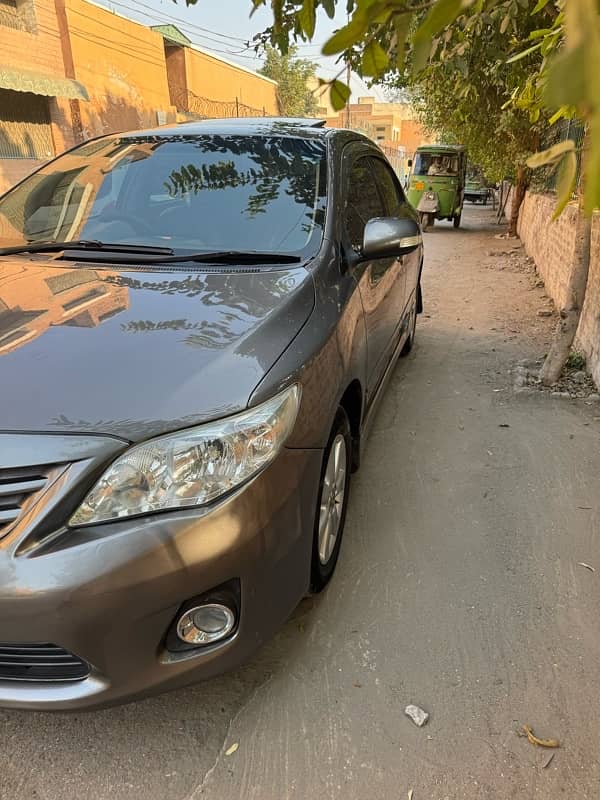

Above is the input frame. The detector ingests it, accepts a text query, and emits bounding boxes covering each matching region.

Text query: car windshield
[0,134,327,258]
[413,152,459,177]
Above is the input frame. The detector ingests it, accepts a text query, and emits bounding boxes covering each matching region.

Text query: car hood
[0,258,314,441]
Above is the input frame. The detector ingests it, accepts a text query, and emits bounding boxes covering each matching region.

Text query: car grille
[0,643,90,682]
[0,465,55,538]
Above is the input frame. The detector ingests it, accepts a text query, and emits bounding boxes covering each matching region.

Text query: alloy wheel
[317,434,347,565]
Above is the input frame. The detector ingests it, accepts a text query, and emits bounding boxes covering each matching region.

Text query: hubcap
[318,434,347,565]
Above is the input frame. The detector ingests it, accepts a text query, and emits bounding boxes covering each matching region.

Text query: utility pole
[344,11,351,129]
[345,60,351,128]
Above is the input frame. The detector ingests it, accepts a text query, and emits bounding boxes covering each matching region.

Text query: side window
[371,158,405,217]
[344,157,386,251]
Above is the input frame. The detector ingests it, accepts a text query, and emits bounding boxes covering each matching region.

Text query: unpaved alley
[2,206,600,800]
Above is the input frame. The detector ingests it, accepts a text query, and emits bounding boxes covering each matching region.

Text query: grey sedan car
[0,118,423,709]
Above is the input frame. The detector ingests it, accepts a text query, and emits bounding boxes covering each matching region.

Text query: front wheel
[419,211,429,231]
[310,409,352,593]
[453,212,461,228]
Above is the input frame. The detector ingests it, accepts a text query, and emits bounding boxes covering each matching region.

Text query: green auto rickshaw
[406,144,467,230]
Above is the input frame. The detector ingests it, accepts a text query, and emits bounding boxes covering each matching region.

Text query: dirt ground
[2,205,600,800]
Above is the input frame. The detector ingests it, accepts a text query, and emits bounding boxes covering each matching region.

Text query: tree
[389,0,548,234]
[259,45,319,116]
[179,0,599,382]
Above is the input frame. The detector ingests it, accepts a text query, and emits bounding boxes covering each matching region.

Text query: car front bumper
[0,447,322,711]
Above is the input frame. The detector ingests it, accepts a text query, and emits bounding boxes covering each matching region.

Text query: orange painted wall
[64,0,176,138]
[184,48,279,114]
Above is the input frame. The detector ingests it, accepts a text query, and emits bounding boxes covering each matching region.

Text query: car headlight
[69,385,301,527]
[425,191,437,200]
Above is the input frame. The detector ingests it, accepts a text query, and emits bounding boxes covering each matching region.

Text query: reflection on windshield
[414,153,459,177]
[0,263,129,355]
[0,135,327,257]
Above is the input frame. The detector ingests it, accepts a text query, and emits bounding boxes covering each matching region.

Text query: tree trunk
[539,211,592,385]
[509,165,528,236]
[539,136,591,386]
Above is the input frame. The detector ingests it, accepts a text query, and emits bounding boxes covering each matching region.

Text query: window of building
[0,89,54,160]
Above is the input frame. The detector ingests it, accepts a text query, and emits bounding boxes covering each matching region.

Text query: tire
[427,213,435,228]
[401,289,418,356]
[453,213,461,228]
[419,212,429,231]
[310,408,352,593]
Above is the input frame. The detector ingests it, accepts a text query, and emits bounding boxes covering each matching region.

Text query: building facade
[326,96,435,178]
[0,0,84,191]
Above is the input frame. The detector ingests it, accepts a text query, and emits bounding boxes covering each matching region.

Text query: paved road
[3,206,600,800]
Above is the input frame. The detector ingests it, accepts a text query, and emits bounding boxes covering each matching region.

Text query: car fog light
[176,604,236,645]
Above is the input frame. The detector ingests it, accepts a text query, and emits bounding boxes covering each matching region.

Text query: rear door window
[370,158,405,218]
[344,157,386,251]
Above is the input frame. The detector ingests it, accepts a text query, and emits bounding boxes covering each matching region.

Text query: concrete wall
[517,191,600,385]
[65,0,176,138]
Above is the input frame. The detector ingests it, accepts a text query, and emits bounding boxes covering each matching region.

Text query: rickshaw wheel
[427,213,435,228]
[419,212,429,231]
[453,213,461,228]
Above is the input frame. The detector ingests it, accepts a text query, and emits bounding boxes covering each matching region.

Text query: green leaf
[393,13,411,71]
[552,150,577,220]
[321,0,336,18]
[544,47,586,109]
[298,0,316,39]
[586,118,599,215]
[529,27,553,40]
[506,41,543,63]
[361,39,389,77]
[322,14,368,55]
[548,106,573,125]
[330,79,351,111]
[531,0,551,13]
[527,139,576,169]
[414,0,470,43]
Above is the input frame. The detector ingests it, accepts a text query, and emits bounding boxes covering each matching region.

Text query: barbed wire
[169,85,269,119]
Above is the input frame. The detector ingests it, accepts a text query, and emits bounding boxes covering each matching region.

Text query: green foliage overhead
[259,44,319,117]
[176,0,597,212]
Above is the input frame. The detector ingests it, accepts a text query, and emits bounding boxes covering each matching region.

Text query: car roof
[415,144,466,153]
[120,117,332,141]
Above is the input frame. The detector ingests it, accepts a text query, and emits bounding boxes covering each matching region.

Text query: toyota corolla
[0,118,423,709]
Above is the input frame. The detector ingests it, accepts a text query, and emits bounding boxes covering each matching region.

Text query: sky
[92,0,387,100]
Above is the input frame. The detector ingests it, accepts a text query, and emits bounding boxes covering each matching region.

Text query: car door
[342,151,405,401]
[370,156,420,322]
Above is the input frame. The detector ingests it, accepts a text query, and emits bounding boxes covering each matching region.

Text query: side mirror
[362,217,422,260]
[407,158,413,168]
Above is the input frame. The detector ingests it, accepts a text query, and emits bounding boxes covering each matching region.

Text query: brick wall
[517,191,600,386]
[0,0,75,192]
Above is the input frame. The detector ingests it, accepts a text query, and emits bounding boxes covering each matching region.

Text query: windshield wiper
[59,249,303,265]
[181,250,302,265]
[0,240,175,257]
